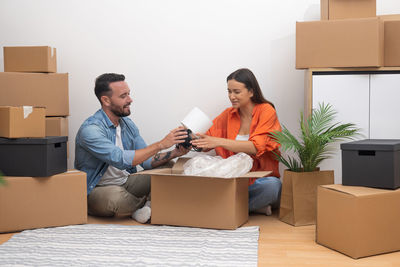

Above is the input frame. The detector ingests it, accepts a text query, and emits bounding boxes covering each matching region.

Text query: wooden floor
[1,213,400,267]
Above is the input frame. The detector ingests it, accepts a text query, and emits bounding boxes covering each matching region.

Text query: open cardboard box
[144,158,271,230]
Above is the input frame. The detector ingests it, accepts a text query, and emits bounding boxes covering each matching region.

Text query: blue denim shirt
[75,109,152,195]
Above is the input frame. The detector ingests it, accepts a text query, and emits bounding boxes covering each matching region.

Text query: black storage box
[0,136,67,177]
[341,139,400,189]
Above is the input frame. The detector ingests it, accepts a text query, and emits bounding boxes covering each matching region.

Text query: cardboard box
[317,184,400,259]
[4,46,57,73]
[145,158,271,230]
[380,15,400,67]
[45,117,69,157]
[0,72,69,116]
[0,106,45,138]
[45,117,68,136]
[0,170,87,233]
[321,0,376,20]
[296,17,384,69]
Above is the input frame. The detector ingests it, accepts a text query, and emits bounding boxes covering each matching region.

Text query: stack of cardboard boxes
[0,46,87,233]
[296,0,400,68]
[296,1,400,259]
[0,46,69,137]
[317,139,400,259]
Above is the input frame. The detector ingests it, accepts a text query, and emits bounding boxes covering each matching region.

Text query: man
[75,73,189,223]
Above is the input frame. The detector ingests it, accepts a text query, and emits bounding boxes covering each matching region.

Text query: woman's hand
[159,126,188,149]
[190,133,223,150]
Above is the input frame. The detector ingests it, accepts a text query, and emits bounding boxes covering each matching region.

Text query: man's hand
[133,126,188,166]
[172,144,191,157]
[158,126,188,149]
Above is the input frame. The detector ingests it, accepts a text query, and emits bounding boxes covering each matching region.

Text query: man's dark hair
[94,73,125,104]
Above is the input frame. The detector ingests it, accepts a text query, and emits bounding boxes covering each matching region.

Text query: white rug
[0,224,259,266]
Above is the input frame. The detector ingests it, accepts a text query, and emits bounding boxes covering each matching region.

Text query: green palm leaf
[269,102,360,172]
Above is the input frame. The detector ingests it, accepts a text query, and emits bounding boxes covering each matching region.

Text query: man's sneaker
[132,206,151,223]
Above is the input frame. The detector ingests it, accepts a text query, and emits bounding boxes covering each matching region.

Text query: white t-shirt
[235,134,249,141]
[97,125,130,186]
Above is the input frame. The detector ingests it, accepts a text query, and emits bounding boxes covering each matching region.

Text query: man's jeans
[248,176,282,212]
[87,173,150,217]
[88,161,174,217]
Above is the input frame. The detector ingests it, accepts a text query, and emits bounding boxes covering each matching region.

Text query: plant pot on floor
[279,169,334,226]
[269,103,360,226]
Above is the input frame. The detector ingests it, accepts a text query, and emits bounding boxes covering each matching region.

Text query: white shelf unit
[304,68,400,184]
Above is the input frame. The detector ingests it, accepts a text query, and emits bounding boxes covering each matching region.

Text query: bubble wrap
[183,152,253,178]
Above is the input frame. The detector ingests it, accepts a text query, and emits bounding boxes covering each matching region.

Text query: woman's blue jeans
[248,176,282,212]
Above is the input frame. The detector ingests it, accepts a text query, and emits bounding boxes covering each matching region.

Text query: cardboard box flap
[139,167,270,179]
[321,184,395,197]
[171,157,191,174]
[240,171,271,178]
[138,168,169,175]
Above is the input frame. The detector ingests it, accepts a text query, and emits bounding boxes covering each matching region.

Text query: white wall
[1,0,400,169]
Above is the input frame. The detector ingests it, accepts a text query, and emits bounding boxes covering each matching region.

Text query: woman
[191,68,282,215]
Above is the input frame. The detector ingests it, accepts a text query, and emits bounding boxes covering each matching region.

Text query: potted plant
[269,103,360,226]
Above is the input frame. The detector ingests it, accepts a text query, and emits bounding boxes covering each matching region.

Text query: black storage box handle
[358,150,375,156]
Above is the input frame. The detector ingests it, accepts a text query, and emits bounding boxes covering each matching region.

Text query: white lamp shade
[181,107,213,134]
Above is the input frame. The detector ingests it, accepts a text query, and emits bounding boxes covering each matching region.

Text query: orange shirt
[206,103,281,185]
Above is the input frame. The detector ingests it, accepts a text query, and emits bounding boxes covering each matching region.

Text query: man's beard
[110,104,131,117]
